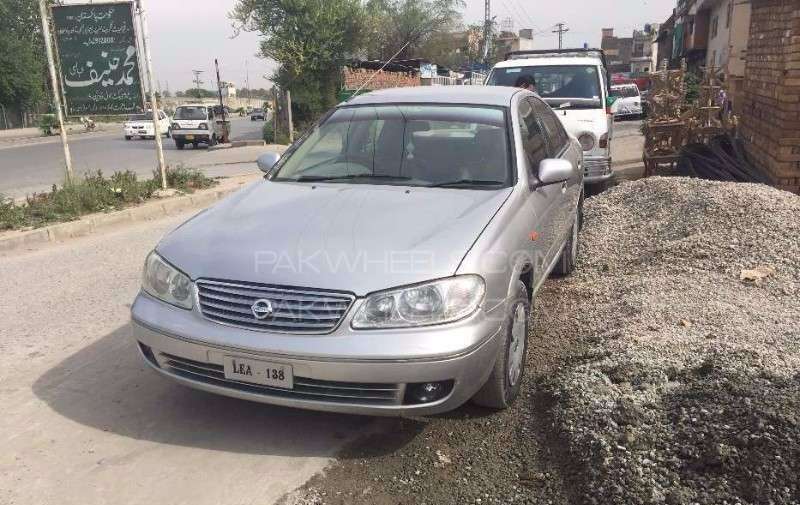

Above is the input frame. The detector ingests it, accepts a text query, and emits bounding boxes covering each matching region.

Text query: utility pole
[136,0,167,190]
[38,0,73,182]
[192,70,204,99]
[245,59,251,107]
[553,22,569,49]
[482,0,492,63]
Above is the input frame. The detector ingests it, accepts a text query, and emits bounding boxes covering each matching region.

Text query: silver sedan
[131,86,583,416]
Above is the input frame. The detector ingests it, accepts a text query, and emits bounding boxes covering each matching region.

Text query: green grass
[0,166,217,231]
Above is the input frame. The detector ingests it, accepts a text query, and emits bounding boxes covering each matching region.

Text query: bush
[0,167,217,231]
[262,121,291,145]
[38,114,57,136]
[153,165,217,192]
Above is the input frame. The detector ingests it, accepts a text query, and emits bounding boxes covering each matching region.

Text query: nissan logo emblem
[251,298,274,320]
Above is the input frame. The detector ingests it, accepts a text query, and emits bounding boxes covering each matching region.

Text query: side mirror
[537,158,573,186]
[257,152,281,173]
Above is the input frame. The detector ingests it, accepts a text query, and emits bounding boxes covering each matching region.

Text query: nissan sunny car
[131,86,584,416]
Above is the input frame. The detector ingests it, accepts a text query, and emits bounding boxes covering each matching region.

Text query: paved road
[0,117,267,198]
[0,209,378,505]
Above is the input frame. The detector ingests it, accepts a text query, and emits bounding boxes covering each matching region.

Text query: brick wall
[343,68,420,91]
[739,0,800,193]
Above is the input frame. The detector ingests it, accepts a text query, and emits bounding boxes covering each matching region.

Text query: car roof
[342,85,521,107]
[176,103,209,108]
[493,56,602,68]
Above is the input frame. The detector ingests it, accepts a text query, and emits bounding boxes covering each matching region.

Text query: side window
[516,99,548,170]
[530,98,569,156]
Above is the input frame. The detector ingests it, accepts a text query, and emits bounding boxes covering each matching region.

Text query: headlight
[198,123,208,130]
[142,251,193,309]
[352,275,485,329]
[578,133,596,151]
[171,123,180,130]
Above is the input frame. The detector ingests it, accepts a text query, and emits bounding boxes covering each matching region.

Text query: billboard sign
[52,2,144,115]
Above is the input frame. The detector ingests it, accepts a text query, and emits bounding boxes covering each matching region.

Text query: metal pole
[286,90,293,143]
[39,0,73,182]
[136,0,167,190]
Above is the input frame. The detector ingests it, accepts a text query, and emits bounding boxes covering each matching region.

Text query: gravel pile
[280,177,799,505]
[546,177,800,504]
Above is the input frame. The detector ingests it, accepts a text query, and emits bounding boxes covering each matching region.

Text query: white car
[170,104,225,150]
[487,49,614,190]
[610,84,644,119]
[124,111,172,140]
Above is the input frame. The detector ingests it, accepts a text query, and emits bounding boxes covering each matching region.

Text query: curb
[0,178,255,254]
[208,140,267,151]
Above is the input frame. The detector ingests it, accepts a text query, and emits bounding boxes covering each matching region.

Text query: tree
[231,0,364,124]
[363,0,464,61]
[0,0,47,115]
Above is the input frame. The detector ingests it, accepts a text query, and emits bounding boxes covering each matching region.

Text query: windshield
[271,105,511,188]
[488,65,603,108]
[611,86,640,98]
[128,114,149,121]
[174,107,208,120]
[252,108,263,113]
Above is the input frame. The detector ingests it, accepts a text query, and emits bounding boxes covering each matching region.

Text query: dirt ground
[281,177,800,505]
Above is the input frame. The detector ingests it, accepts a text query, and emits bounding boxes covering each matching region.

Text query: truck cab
[170,104,224,150]
[487,49,614,189]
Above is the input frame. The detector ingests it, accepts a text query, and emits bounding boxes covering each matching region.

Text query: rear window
[611,86,640,98]
[488,65,603,109]
[128,114,149,121]
[174,107,208,120]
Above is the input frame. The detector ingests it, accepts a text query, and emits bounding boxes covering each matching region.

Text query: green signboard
[52,2,144,116]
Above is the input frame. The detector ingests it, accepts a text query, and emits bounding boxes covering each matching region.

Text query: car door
[516,97,560,275]
[530,97,581,244]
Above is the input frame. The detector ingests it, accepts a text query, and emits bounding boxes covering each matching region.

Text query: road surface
[0,116,267,199]
[0,209,379,505]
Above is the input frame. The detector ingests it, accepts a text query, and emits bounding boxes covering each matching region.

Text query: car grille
[196,280,354,334]
[156,351,402,406]
[584,158,612,177]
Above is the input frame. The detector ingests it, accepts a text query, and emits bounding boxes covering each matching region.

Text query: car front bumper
[173,130,211,142]
[583,156,614,183]
[614,107,643,118]
[131,293,504,416]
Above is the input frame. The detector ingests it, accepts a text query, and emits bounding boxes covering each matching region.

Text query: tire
[124,135,132,140]
[472,281,530,409]
[175,140,184,150]
[554,197,582,276]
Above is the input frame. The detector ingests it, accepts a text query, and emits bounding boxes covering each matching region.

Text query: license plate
[185,134,194,140]
[223,356,293,389]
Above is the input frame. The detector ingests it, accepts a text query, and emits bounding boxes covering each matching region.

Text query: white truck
[124,110,172,140]
[170,104,226,150]
[487,49,614,190]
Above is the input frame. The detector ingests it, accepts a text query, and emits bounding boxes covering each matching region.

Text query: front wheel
[472,281,530,409]
[124,135,132,141]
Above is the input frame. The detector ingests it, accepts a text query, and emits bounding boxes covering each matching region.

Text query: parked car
[131,86,583,416]
[250,108,266,121]
[170,104,223,149]
[610,84,644,119]
[124,111,171,140]
[487,48,614,191]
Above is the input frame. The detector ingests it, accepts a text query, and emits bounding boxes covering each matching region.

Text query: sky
[139,0,676,92]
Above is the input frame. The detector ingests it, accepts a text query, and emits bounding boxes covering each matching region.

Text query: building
[220,82,237,98]
[631,24,661,74]
[601,28,634,73]
[494,29,535,59]
[738,0,800,194]
[655,12,677,70]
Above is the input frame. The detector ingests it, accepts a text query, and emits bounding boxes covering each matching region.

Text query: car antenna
[347,40,412,101]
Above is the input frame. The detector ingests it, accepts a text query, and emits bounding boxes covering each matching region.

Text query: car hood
[157,181,513,295]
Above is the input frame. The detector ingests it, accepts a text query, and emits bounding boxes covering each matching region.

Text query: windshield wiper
[293,174,412,182]
[428,179,506,188]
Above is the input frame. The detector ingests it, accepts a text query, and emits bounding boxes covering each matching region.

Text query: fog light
[404,380,454,405]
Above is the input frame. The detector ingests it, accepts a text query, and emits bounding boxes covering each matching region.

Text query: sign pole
[39,0,73,182]
[136,0,167,190]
